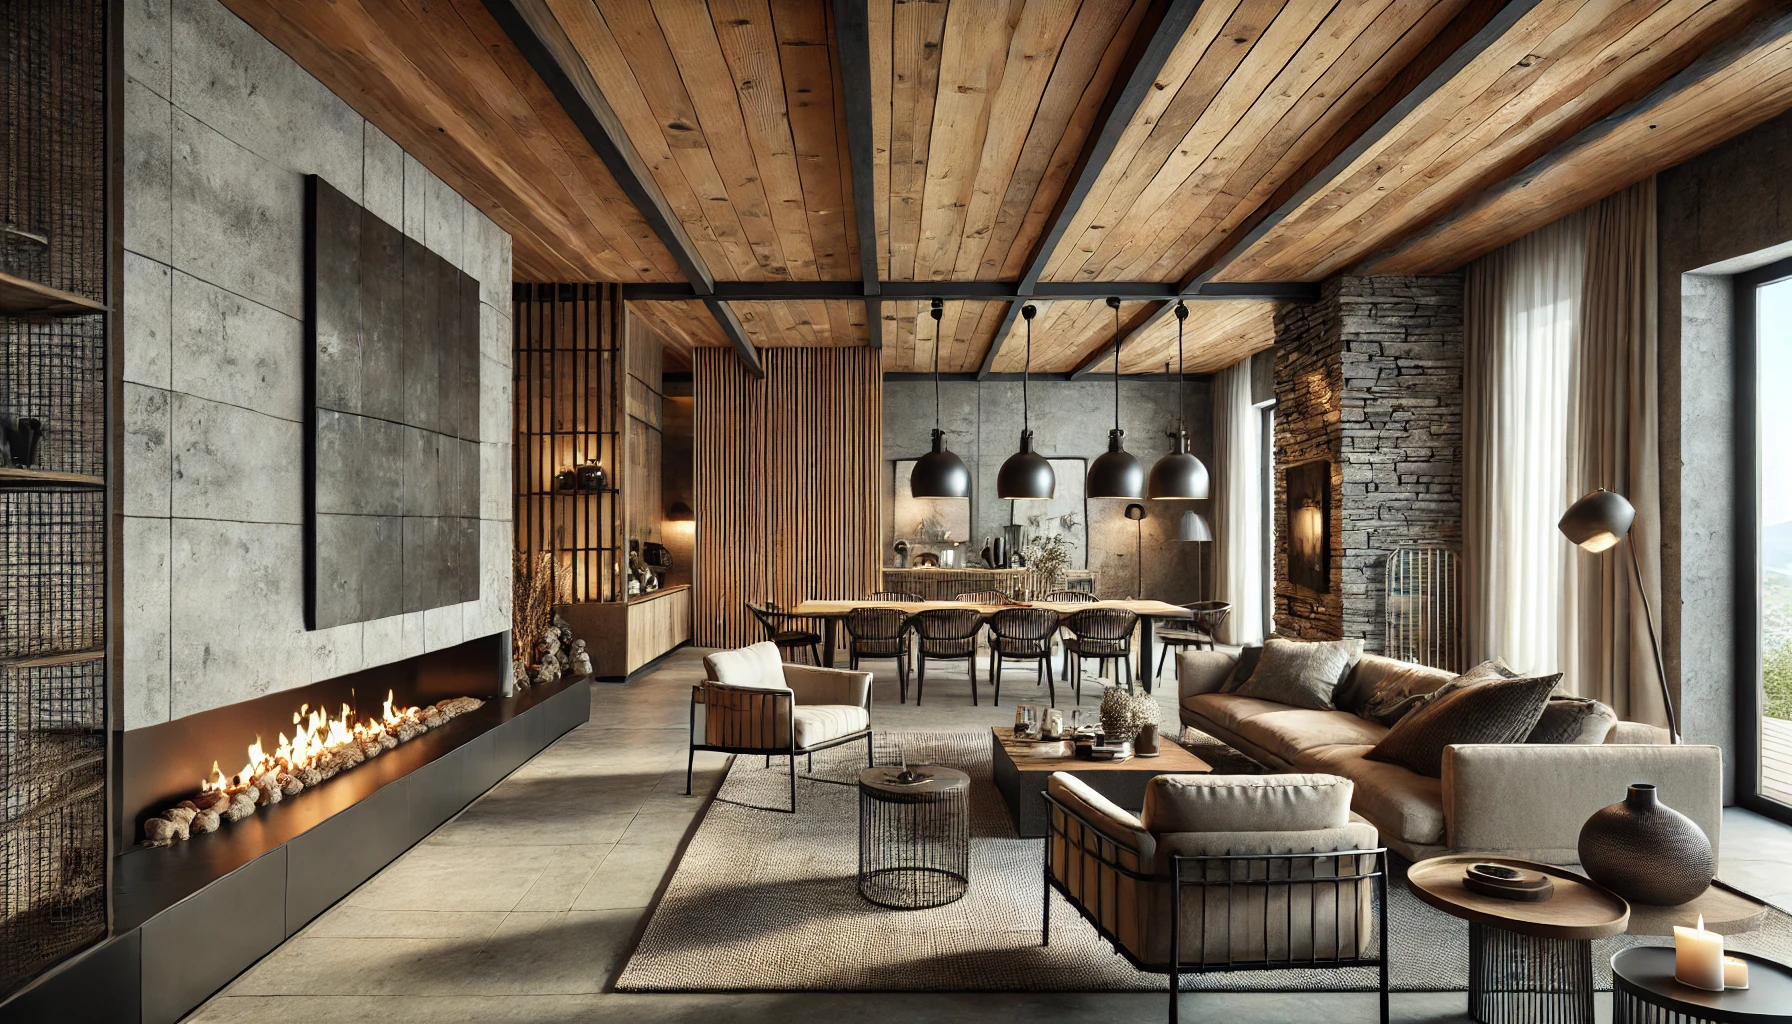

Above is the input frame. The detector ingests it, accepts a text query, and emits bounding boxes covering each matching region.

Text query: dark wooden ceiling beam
[484,0,764,377]
[833,0,882,350]
[620,280,1318,302]
[1101,0,1541,365]
[974,0,1206,380]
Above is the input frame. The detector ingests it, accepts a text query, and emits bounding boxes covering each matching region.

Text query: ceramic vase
[1134,723,1159,757]
[1577,783,1713,906]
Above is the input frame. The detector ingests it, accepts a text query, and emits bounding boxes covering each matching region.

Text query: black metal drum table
[1613,947,1792,1023]
[1409,856,1631,1024]
[857,766,970,910]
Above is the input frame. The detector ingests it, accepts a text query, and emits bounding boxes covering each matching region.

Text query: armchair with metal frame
[685,642,874,811]
[1041,772,1389,1024]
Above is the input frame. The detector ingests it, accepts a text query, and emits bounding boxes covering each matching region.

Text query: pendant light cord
[1176,301,1187,436]
[1112,299,1122,430]
[1022,305,1033,432]
[931,299,943,431]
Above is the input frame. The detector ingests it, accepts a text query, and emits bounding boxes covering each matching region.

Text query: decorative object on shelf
[1579,783,1714,905]
[1087,296,1143,499]
[1462,862,1555,902]
[1558,487,1678,741]
[4,416,42,466]
[575,462,607,492]
[555,469,578,492]
[893,538,910,568]
[1087,738,1133,761]
[1286,459,1330,593]
[1018,529,1072,597]
[1676,915,1725,991]
[911,298,971,499]
[998,304,1054,500]
[569,638,592,677]
[512,551,562,688]
[1147,302,1211,500]
[1099,684,1156,743]
[668,500,692,522]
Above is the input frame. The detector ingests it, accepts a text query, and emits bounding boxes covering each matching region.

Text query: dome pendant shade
[1178,510,1211,542]
[998,430,1055,500]
[1147,431,1210,499]
[1087,428,1143,499]
[1558,487,1636,552]
[910,428,970,498]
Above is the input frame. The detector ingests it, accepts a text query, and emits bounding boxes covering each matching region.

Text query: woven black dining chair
[1063,606,1139,701]
[1153,601,1232,680]
[868,591,923,602]
[986,607,1060,706]
[845,606,913,702]
[908,607,985,706]
[1045,590,1099,676]
[954,590,1011,605]
[746,602,823,665]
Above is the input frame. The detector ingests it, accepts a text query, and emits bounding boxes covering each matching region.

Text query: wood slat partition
[693,346,883,649]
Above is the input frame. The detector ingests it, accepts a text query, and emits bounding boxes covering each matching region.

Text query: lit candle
[1724,955,1750,989]
[1674,915,1725,992]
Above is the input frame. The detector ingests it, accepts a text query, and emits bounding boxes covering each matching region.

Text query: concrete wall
[1272,276,1465,653]
[121,0,513,728]
[1657,109,1792,784]
[882,379,1214,602]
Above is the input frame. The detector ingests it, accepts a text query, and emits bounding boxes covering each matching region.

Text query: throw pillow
[1221,644,1266,693]
[1357,658,1513,727]
[1365,671,1561,778]
[1527,696,1617,744]
[1232,637,1363,711]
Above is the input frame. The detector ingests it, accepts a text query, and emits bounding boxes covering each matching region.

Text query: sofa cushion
[1232,708,1389,765]
[792,705,869,747]
[1141,773,1354,834]
[1233,637,1363,711]
[1220,644,1267,693]
[704,642,786,688]
[1294,744,1445,845]
[1527,696,1617,744]
[1366,671,1560,778]
[1349,657,1459,724]
[1181,693,1290,733]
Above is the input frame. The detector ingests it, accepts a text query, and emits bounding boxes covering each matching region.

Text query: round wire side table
[1612,947,1792,1023]
[857,766,970,910]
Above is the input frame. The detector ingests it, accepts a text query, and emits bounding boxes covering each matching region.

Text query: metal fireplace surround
[0,632,589,1024]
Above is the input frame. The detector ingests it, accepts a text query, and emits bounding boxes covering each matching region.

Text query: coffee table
[989,726,1211,837]
[1408,855,1630,1024]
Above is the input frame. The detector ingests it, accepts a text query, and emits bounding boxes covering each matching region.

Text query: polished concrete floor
[184,646,1790,1023]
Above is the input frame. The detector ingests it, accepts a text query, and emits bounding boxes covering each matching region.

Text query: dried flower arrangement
[1099,685,1157,742]
[1019,512,1080,595]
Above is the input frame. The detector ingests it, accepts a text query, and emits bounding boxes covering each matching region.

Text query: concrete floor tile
[347,843,570,911]
[570,840,682,911]
[301,906,508,940]
[513,845,615,912]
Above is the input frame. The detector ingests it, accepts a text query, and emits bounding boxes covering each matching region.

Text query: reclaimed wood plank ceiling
[224,0,1792,375]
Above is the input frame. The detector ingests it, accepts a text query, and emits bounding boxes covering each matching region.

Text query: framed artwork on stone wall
[1286,458,1330,594]
[306,175,480,629]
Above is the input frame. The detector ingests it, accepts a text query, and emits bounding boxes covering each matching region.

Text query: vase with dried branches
[512,552,560,686]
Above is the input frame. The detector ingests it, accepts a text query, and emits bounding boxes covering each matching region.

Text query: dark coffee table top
[989,727,1212,774]
[1612,946,1792,1020]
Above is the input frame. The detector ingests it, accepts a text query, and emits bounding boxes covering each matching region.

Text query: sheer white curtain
[1213,358,1264,644]
[1464,214,1587,674]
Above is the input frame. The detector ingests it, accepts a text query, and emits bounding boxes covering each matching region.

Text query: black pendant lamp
[1147,301,1211,500]
[1087,296,1144,499]
[910,298,970,498]
[997,304,1055,500]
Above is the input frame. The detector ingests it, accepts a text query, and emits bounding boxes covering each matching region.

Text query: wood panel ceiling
[232,0,1792,376]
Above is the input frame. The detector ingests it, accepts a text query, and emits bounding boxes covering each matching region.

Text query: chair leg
[1045,657,1056,706]
[1125,653,1134,692]
[810,643,822,666]
[969,653,979,706]
[916,657,925,705]
[993,651,1002,707]
[788,751,798,813]
[1156,642,1171,680]
[685,742,695,796]
[899,653,909,704]
[866,731,875,768]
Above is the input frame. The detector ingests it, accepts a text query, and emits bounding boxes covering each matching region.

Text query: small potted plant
[1099,686,1161,756]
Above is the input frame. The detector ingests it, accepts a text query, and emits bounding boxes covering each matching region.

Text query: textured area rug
[616,730,1792,992]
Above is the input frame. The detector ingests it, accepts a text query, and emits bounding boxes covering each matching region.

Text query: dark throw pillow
[1526,696,1617,744]
[1357,658,1513,728]
[1232,637,1363,711]
[1221,644,1266,693]
[1365,671,1561,778]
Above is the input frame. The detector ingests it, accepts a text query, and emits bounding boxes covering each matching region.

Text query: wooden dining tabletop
[787,598,1194,693]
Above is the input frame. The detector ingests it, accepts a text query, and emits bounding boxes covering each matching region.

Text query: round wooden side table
[1612,947,1792,1023]
[1408,855,1630,1024]
[857,766,970,910]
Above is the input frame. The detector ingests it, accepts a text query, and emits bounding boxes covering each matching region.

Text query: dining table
[785,598,1195,694]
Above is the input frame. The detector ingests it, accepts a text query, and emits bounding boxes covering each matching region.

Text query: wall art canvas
[1286,458,1330,594]
[307,176,480,629]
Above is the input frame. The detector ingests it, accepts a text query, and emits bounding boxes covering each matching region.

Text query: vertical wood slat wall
[512,284,622,603]
[694,347,883,649]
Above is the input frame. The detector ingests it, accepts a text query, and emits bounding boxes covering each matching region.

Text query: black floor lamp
[1557,487,1679,742]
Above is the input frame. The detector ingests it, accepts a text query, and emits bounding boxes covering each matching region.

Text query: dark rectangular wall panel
[307,176,480,628]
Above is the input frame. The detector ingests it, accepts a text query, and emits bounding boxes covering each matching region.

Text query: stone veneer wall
[1272,276,1463,652]
[121,0,513,728]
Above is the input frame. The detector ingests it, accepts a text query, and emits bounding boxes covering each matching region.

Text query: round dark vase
[1134,724,1159,757]
[1577,783,1713,906]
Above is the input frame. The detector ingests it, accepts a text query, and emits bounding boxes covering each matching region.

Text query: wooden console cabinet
[563,585,692,679]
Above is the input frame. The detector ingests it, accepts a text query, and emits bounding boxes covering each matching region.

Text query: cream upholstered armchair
[684,641,874,811]
[1043,772,1388,1024]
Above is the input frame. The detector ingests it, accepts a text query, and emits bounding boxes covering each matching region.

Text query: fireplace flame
[207,696,429,794]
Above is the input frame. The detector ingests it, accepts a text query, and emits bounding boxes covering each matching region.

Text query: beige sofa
[1177,649,1723,863]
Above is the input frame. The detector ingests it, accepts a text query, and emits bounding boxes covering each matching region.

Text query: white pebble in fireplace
[140,693,485,847]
